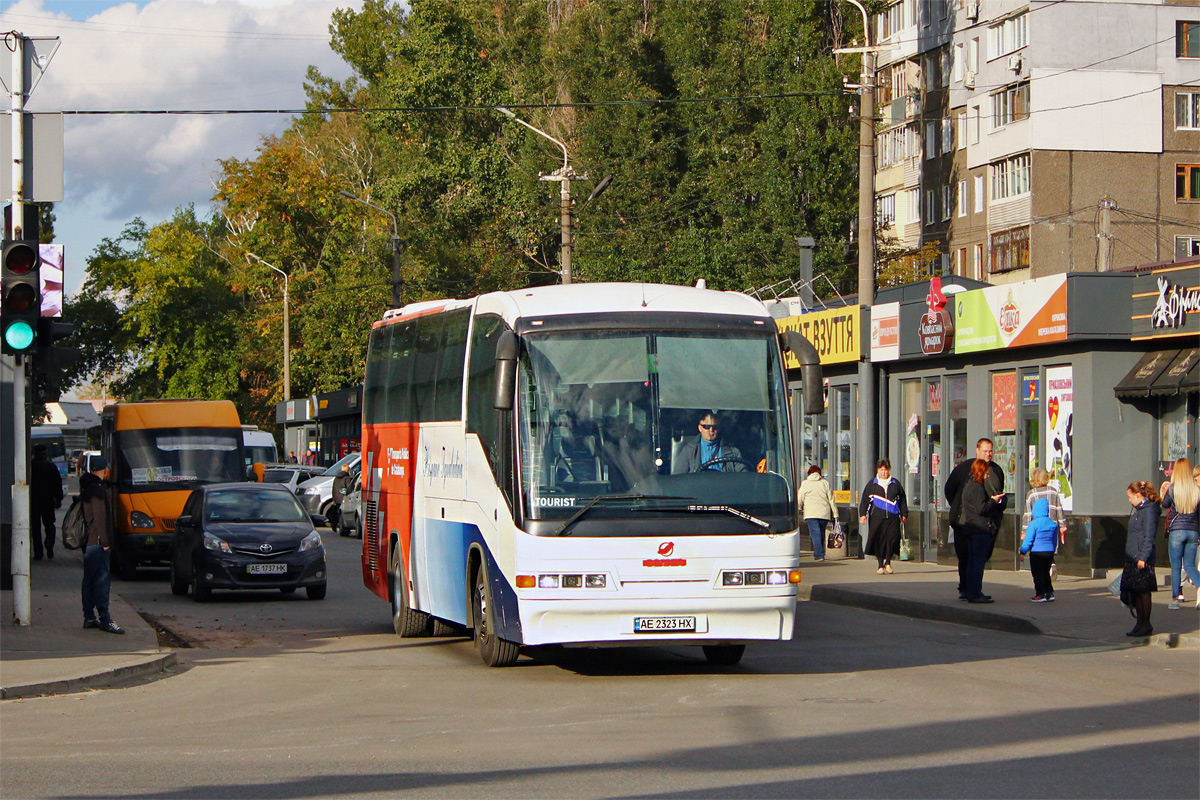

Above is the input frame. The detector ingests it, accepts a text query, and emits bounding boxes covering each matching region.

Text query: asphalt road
[2,528,1197,799]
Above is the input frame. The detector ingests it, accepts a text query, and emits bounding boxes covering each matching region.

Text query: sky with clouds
[2,0,362,292]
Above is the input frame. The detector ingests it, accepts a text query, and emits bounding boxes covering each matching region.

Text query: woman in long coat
[959,459,1004,602]
[858,458,908,574]
[1121,480,1160,637]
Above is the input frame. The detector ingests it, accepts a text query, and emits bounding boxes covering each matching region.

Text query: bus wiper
[554,494,695,537]
[647,504,771,530]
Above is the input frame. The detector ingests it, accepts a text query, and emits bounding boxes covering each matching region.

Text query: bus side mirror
[494,330,519,411]
[781,331,824,415]
[251,463,265,483]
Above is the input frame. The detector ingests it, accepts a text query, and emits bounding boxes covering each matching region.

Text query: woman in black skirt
[859,458,908,574]
[1121,480,1160,637]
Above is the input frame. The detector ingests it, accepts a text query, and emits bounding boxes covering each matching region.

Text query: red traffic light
[5,282,37,313]
[2,241,37,275]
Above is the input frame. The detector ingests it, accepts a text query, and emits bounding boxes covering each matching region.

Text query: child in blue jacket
[1020,497,1061,602]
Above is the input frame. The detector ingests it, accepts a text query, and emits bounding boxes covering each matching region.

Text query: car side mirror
[311,515,327,528]
[176,515,192,528]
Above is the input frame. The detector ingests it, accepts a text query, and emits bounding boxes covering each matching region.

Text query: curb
[0,651,177,701]
[804,585,1044,635]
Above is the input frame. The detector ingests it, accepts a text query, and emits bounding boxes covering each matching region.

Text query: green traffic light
[4,320,35,350]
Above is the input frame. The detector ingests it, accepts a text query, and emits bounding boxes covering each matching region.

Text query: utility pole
[498,108,585,285]
[835,1,882,516]
[1097,197,1115,272]
[8,34,31,625]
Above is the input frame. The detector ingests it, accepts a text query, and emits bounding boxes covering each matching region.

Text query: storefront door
[922,378,942,562]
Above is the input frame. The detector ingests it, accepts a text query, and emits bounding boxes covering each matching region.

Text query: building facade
[872,0,1200,281]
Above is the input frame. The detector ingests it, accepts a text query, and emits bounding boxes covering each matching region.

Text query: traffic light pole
[8,34,31,625]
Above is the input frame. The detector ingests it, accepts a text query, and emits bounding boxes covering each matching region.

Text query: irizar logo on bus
[386,447,410,477]
[422,446,464,487]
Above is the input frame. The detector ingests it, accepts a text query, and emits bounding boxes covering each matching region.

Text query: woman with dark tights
[1121,481,1160,638]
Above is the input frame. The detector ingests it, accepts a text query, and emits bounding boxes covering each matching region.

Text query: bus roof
[102,399,241,431]
[31,425,64,435]
[375,283,770,329]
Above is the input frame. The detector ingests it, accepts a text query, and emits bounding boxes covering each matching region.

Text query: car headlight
[202,532,232,553]
[299,530,322,552]
[130,511,154,529]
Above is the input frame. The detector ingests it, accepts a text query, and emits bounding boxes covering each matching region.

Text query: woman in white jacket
[797,465,839,561]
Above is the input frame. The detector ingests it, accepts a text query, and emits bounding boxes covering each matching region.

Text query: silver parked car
[294,453,361,523]
[337,472,362,538]
[262,464,325,493]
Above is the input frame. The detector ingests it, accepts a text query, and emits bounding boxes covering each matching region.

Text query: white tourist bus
[359,282,822,666]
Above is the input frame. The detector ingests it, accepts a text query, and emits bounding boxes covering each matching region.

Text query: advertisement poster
[991,372,1017,433]
[39,244,65,318]
[869,302,900,362]
[1045,366,1073,510]
[954,275,1067,353]
[778,306,860,366]
[992,434,1017,485]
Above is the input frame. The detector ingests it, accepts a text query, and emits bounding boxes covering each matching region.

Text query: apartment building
[872,0,1200,283]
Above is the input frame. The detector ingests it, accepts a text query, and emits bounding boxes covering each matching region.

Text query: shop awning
[1151,348,1199,396]
[1114,350,1179,399]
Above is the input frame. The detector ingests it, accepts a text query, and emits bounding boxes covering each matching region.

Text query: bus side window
[466,314,507,467]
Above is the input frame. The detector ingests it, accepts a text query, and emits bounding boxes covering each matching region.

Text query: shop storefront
[313,385,362,467]
[783,260,1199,576]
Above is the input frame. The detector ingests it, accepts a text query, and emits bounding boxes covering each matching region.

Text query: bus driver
[672,412,747,474]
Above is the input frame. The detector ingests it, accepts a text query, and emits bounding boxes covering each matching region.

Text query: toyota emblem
[657,541,675,557]
[259,543,273,554]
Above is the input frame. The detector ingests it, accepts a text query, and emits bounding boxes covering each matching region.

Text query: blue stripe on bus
[420,520,522,644]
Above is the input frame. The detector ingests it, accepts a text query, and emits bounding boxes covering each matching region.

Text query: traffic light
[2,238,41,354]
[32,318,79,403]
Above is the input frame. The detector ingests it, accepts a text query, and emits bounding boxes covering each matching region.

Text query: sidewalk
[2,552,1195,700]
[0,551,175,700]
[797,557,1199,649]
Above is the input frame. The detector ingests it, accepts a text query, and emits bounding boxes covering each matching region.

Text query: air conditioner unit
[1008,54,1023,72]
[963,70,976,89]
[966,1,979,21]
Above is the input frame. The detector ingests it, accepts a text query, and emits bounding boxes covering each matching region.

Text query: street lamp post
[497,107,584,285]
[247,253,290,402]
[339,190,402,308]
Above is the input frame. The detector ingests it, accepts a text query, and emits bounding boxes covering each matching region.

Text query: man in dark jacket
[671,412,746,474]
[30,444,64,560]
[944,438,1007,599]
[80,456,124,634]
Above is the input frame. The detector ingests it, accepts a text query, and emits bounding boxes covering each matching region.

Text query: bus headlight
[721,569,796,586]
[130,511,154,529]
[585,574,606,588]
[202,533,232,553]
[538,574,559,589]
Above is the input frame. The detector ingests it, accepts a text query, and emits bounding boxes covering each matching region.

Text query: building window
[942,117,955,154]
[991,153,1031,201]
[974,175,985,213]
[942,185,952,221]
[956,247,968,276]
[973,243,984,280]
[953,43,964,82]
[925,122,938,159]
[969,103,982,144]
[878,0,913,41]
[989,13,1028,60]
[926,190,936,224]
[1178,164,1200,201]
[1177,92,1200,129]
[969,37,979,73]
[958,180,968,217]
[990,225,1031,272]
[992,82,1030,128]
[878,194,897,228]
[957,110,967,150]
[908,188,922,224]
[1176,235,1200,259]
[1178,21,1200,58]
[877,124,919,168]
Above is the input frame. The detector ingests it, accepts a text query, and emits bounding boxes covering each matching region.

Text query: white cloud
[2,0,359,284]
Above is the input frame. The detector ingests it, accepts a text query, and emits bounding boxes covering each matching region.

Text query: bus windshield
[115,427,244,490]
[518,329,795,531]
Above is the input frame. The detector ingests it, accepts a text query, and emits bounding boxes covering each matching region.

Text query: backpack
[61,496,86,551]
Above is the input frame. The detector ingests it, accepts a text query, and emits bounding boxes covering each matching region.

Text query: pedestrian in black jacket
[29,444,64,560]
[858,458,908,574]
[80,457,124,635]
[1121,480,1160,638]
[958,459,1004,603]
[944,438,1007,598]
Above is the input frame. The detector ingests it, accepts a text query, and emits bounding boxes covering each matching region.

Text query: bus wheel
[702,644,745,667]
[431,617,464,638]
[472,564,519,667]
[390,547,431,637]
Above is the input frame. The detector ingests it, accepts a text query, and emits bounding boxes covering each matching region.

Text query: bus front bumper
[517,594,796,647]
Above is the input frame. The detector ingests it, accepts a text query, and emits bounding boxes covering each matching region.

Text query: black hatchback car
[169,483,328,601]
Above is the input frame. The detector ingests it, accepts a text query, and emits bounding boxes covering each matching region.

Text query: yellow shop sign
[778,306,861,366]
